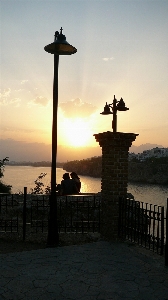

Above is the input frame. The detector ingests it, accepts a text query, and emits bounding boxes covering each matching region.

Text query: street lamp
[44,28,77,246]
[100,95,129,132]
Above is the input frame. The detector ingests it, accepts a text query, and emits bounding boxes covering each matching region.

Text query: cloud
[14,89,24,92]
[28,96,50,107]
[59,98,97,118]
[0,99,8,106]
[0,88,11,105]
[0,88,11,98]
[10,98,21,107]
[102,57,114,61]
[21,80,28,85]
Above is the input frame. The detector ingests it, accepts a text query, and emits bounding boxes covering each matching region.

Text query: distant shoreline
[6,160,168,186]
[6,162,64,168]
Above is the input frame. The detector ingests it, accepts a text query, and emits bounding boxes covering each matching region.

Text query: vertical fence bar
[87,199,90,232]
[118,197,122,237]
[127,199,130,239]
[144,203,148,248]
[11,194,14,207]
[156,207,160,254]
[134,201,137,242]
[153,205,156,251]
[130,200,133,242]
[137,201,140,244]
[165,199,168,266]
[23,187,27,241]
[98,196,100,233]
[124,198,127,238]
[5,194,7,212]
[17,216,19,233]
[160,206,164,255]
[141,202,144,246]
[148,204,152,250]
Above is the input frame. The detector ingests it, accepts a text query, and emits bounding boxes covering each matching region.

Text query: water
[3,166,101,194]
[2,166,168,207]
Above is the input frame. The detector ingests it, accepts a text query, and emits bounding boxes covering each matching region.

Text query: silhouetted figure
[60,173,78,195]
[70,172,81,193]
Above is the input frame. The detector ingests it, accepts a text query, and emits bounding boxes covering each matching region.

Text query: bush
[0,181,12,193]
[0,157,12,193]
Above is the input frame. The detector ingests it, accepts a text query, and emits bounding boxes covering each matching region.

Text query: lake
[2,165,168,207]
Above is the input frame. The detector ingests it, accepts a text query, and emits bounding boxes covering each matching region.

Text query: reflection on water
[3,166,168,207]
[128,183,168,207]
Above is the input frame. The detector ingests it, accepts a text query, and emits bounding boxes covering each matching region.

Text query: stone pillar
[94,131,138,240]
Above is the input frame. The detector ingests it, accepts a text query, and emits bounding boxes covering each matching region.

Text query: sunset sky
[0,0,168,161]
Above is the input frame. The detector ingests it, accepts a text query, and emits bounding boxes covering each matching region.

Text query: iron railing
[119,196,165,255]
[0,191,101,239]
[1,191,168,265]
[0,193,19,233]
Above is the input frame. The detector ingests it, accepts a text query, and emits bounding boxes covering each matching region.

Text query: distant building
[129,147,168,161]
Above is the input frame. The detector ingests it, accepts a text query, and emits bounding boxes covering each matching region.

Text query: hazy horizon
[0,138,165,163]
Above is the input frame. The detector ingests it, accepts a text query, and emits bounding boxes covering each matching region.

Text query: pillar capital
[94,131,139,148]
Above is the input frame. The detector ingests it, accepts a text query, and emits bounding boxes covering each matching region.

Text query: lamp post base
[47,224,59,247]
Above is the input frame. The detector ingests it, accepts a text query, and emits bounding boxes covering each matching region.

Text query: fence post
[23,187,27,241]
[160,206,164,255]
[165,199,168,266]
[118,197,122,237]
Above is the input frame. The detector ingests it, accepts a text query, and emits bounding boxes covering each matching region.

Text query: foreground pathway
[0,241,168,300]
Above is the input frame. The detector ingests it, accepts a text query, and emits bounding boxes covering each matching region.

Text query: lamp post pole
[112,96,117,133]
[44,28,77,247]
[51,54,59,197]
[47,54,59,246]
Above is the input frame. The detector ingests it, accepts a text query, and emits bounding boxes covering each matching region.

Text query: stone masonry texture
[94,131,138,240]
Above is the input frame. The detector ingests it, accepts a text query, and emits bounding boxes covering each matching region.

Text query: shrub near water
[30,173,50,194]
[0,157,12,193]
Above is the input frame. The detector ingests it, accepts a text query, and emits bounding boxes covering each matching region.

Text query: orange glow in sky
[0,1,168,162]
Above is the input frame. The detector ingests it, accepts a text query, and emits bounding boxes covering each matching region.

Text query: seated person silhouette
[60,173,79,195]
[70,172,81,193]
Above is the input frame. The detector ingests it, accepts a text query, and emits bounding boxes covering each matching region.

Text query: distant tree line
[63,156,168,185]
[63,157,102,178]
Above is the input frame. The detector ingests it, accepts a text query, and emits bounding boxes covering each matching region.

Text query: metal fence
[118,196,165,255]
[0,191,101,240]
[1,191,168,265]
[0,193,19,233]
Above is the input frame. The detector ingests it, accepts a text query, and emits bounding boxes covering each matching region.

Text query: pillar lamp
[100,95,129,132]
[44,28,77,246]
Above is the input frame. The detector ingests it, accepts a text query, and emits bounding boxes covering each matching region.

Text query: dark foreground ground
[0,233,101,254]
[1,240,168,300]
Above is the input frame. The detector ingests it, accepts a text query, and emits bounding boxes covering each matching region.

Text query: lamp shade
[100,102,113,115]
[117,98,129,111]
[44,28,77,55]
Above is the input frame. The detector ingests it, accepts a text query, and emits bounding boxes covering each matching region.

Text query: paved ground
[0,240,168,300]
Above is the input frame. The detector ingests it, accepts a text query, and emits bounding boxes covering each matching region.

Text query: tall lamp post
[44,28,77,246]
[100,95,129,132]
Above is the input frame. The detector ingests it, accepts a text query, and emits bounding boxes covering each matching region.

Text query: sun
[62,118,92,147]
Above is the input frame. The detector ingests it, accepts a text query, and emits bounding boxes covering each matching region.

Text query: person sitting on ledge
[60,172,79,195]
[70,172,81,193]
